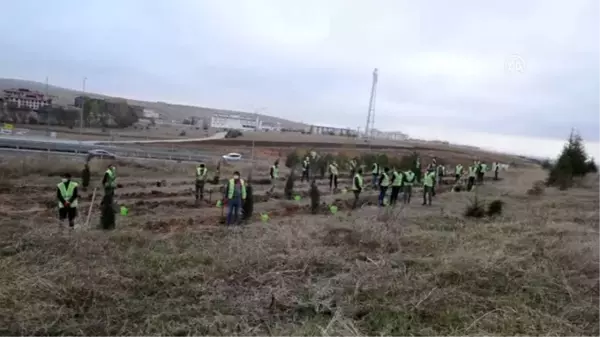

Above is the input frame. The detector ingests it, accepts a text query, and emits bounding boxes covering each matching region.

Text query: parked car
[88,149,117,160]
[222,152,242,161]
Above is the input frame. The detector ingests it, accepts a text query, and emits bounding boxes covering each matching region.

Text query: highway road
[0,135,217,163]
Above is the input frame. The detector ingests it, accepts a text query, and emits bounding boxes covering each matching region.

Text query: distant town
[0,86,408,141]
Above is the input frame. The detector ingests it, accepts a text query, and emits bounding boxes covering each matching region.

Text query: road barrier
[0,138,214,163]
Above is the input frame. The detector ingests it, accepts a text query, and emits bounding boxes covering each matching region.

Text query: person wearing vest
[328,161,339,191]
[351,168,364,209]
[349,159,357,176]
[389,169,404,205]
[493,162,500,180]
[268,161,279,193]
[371,162,380,187]
[100,164,117,230]
[479,162,488,184]
[225,171,247,225]
[301,157,310,182]
[422,169,435,206]
[455,164,463,183]
[467,164,477,191]
[102,164,117,195]
[378,167,391,206]
[403,170,415,204]
[195,163,208,201]
[57,172,79,228]
[413,156,422,183]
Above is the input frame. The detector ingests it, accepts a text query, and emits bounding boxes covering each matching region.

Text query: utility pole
[45,76,49,134]
[364,68,378,141]
[80,76,87,135]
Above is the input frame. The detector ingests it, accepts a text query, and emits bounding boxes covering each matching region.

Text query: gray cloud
[0,0,597,143]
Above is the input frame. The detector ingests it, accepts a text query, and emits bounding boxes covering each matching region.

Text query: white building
[260,121,281,132]
[370,129,409,141]
[210,113,260,131]
[2,88,53,110]
[142,108,160,119]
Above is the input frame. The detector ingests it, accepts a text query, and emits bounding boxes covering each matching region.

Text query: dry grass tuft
[527,180,546,196]
[0,167,598,335]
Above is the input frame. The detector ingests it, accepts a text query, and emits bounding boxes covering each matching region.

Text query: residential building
[210,113,260,131]
[2,88,53,110]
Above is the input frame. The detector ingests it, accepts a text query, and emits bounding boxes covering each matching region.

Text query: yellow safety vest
[352,174,363,191]
[404,171,415,185]
[329,164,338,175]
[57,181,79,208]
[271,165,279,178]
[371,163,379,174]
[196,167,207,180]
[380,172,390,187]
[469,166,477,177]
[227,178,247,200]
[104,169,116,188]
[392,171,403,187]
[455,165,463,175]
[423,172,435,187]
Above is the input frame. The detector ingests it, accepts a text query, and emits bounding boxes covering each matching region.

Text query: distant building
[305,124,358,137]
[142,108,159,119]
[2,88,52,110]
[260,121,281,132]
[370,129,409,141]
[210,112,260,131]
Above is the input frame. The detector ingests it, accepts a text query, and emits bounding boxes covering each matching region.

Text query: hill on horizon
[0,78,307,129]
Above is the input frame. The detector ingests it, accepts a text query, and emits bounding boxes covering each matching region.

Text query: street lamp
[80,76,87,135]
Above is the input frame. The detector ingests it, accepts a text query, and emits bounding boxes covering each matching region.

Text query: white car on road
[222,152,242,161]
[88,149,117,159]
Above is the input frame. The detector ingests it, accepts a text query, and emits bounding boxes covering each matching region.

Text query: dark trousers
[423,186,433,205]
[455,174,461,182]
[390,186,401,204]
[58,207,77,227]
[403,185,412,204]
[477,172,484,184]
[352,190,361,209]
[467,177,475,191]
[494,170,499,180]
[301,169,309,182]
[378,186,388,206]
[329,174,338,190]
[372,173,378,187]
[226,198,242,225]
[195,180,205,200]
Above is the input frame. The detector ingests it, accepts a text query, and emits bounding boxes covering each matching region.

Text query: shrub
[285,150,301,169]
[527,180,545,196]
[486,199,504,217]
[547,130,594,189]
[464,197,486,218]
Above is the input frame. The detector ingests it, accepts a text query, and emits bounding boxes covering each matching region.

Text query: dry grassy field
[0,153,598,335]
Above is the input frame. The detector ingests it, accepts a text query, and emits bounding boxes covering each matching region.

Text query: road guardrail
[0,138,214,163]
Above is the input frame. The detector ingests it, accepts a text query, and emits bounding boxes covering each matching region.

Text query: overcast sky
[0,0,598,158]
